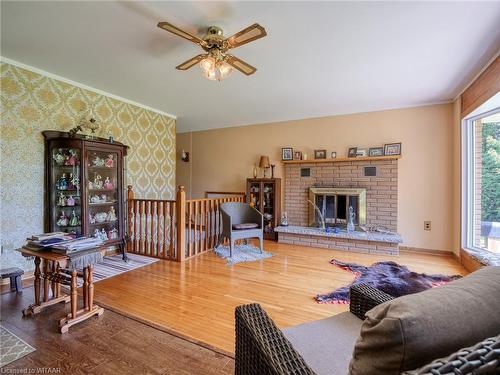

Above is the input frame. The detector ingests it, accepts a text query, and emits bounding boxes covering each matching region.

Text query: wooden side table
[19,247,105,333]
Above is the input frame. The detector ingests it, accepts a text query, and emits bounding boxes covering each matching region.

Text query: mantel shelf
[282,155,401,164]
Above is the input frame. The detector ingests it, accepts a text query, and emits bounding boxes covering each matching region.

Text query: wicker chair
[220,202,263,257]
[235,284,500,375]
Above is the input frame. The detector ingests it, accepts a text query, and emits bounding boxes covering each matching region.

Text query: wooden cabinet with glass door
[246,178,281,240]
[43,131,128,258]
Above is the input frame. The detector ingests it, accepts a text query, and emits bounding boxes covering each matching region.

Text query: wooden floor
[1,288,233,374]
[94,241,467,353]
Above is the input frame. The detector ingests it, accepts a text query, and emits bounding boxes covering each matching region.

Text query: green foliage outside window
[481,122,500,223]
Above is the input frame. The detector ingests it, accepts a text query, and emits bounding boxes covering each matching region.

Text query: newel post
[176,185,186,262]
[127,185,134,252]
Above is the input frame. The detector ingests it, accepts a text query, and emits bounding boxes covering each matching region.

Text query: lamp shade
[259,156,270,168]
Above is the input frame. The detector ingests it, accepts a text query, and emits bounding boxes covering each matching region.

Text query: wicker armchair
[235,284,500,375]
[220,202,263,257]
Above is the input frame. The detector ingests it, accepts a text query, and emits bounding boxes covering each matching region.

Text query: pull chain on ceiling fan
[157,21,267,81]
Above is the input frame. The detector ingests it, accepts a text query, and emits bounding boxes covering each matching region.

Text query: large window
[463,108,500,254]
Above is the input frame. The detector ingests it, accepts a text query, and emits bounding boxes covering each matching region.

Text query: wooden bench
[0,267,24,293]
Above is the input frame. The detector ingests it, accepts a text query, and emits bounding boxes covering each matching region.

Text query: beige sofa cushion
[283,312,363,375]
[349,266,500,375]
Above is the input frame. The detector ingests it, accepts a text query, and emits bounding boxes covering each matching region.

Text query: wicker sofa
[235,267,500,375]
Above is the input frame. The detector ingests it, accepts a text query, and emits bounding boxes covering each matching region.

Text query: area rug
[0,326,35,367]
[76,253,159,286]
[315,259,462,304]
[214,243,273,265]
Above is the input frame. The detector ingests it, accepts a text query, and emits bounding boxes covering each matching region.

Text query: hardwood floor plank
[94,241,467,353]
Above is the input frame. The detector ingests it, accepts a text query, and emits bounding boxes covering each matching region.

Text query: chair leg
[230,238,235,258]
[15,275,22,293]
[259,236,263,253]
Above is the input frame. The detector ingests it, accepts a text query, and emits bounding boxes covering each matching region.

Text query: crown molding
[0,56,177,120]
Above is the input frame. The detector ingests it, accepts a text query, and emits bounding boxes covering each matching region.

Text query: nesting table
[20,247,105,333]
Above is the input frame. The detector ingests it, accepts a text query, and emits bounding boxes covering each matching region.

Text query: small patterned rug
[0,326,35,367]
[75,253,159,287]
[214,243,273,265]
[315,259,462,304]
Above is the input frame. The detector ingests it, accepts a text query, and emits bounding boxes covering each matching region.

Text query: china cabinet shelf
[43,130,128,255]
[90,221,118,226]
[246,178,281,241]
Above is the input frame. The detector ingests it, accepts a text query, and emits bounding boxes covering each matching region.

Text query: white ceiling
[2,1,500,133]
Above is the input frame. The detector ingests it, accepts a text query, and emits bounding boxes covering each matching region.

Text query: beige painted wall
[177,103,455,252]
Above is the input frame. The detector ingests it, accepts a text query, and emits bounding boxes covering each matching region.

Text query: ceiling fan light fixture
[200,58,232,81]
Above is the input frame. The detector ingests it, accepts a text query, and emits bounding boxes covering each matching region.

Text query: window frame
[461,106,500,252]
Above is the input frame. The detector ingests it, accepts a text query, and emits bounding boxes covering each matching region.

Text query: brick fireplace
[275,157,402,255]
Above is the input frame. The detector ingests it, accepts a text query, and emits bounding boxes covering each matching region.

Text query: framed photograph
[293,151,302,160]
[356,148,367,157]
[369,147,384,157]
[282,147,293,161]
[314,149,327,159]
[348,147,358,158]
[330,151,337,159]
[384,142,402,156]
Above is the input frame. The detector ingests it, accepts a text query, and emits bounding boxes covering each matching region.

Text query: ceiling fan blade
[225,55,257,75]
[176,54,208,70]
[158,21,206,46]
[225,23,267,49]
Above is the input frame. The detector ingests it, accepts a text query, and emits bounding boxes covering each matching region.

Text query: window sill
[462,247,500,267]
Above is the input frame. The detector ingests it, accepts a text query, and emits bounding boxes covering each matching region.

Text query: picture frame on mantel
[384,142,402,156]
[348,147,358,158]
[282,147,293,161]
[314,149,327,159]
[369,147,384,157]
[293,151,302,160]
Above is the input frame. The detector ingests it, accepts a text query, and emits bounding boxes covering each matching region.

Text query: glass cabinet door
[262,182,275,236]
[51,147,82,235]
[248,182,261,210]
[86,149,120,242]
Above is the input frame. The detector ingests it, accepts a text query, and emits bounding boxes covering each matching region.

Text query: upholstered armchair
[219,202,263,257]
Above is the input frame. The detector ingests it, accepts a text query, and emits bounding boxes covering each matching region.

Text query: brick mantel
[281,158,399,254]
[284,158,398,232]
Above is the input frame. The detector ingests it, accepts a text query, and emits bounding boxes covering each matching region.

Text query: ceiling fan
[157,21,267,81]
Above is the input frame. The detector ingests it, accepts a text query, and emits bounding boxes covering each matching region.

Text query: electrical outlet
[424,221,431,231]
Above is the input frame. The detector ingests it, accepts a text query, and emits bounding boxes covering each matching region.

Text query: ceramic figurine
[105,154,114,168]
[69,210,79,226]
[90,195,100,203]
[107,206,117,222]
[67,173,75,190]
[53,149,65,166]
[58,192,66,206]
[347,206,356,233]
[65,149,77,166]
[108,228,118,239]
[57,174,68,190]
[103,177,113,189]
[101,228,108,240]
[95,212,107,223]
[280,212,289,226]
[93,174,103,189]
[93,228,101,239]
[88,181,94,190]
[66,195,75,206]
[89,213,96,224]
[100,194,107,202]
[57,211,68,227]
[92,155,105,167]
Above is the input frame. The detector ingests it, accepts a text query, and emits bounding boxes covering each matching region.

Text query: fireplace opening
[309,187,366,228]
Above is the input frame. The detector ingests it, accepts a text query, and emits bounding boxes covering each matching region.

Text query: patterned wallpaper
[0,62,175,267]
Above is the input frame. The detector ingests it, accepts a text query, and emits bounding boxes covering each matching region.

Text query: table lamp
[259,155,270,178]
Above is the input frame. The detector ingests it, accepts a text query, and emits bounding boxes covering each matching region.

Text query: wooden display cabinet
[43,131,128,257]
[246,178,281,240]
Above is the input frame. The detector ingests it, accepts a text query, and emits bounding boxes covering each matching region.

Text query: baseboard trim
[399,246,454,257]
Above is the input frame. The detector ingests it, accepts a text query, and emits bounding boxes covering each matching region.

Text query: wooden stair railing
[127,185,245,261]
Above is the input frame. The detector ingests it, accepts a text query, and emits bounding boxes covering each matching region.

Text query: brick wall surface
[284,159,398,231]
